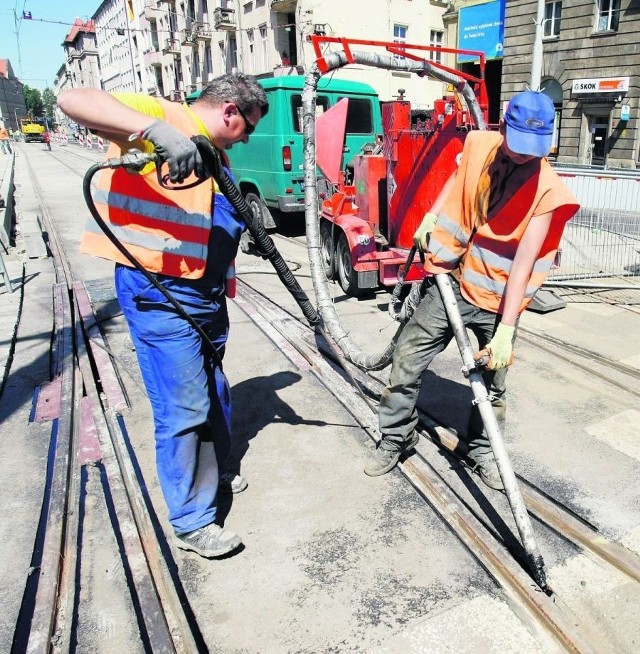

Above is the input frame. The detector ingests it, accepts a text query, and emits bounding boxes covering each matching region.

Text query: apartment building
[61,19,101,92]
[65,1,456,109]
[502,0,639,168]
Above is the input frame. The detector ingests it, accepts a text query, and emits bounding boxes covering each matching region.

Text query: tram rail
[8,142,640,651]
[233,276,640,653]
[12,151,202,653]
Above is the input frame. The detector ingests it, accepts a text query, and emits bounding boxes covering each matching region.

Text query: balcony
[271,0,297,13]
[144,49,163,67]
[213,7,236,31]
[192,21,211,40]
[144,0,162,19]
[180,28,196,46]
[162,36,180,54]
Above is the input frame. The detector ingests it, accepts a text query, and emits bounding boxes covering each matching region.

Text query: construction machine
[312,36,492,297]
[20,117,46,143]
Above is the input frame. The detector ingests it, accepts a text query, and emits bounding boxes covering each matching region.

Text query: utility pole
[530,0,545,91]
[122,0,140,91]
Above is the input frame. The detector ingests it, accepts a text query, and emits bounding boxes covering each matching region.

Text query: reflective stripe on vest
[84,214,207,261]
[81,98,215,279]
[93,188,210,229]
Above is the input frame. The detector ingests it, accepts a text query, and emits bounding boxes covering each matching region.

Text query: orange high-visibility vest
[81,99,216,279]
[427,131,579,314]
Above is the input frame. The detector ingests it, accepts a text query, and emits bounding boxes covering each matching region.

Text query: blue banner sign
[457,0,505,63]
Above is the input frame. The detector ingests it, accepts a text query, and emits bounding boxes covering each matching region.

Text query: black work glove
[141,120,205,183]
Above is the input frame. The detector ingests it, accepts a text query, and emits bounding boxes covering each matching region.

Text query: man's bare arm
[500,210,553,326]
[57,89,153,141]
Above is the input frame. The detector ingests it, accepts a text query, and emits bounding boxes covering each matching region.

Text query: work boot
[174,523,242,558]
[468,450,504,491]
[364,431,420,477]
[219,472,248,494]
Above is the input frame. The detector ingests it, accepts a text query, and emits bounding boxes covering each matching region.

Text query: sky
[0,0,101,90]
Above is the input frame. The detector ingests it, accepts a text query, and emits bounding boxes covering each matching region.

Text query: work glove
[413,212,438,252]
[140,120,205,183]
[485,323,515,370]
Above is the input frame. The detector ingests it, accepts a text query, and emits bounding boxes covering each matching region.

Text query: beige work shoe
[174,523,242,558]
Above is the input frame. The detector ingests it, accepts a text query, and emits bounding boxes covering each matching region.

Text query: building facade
[501,0,639,168]
[64,1,455,108]
[62,19,101,91]
[0,60,28,131]
[60,0,640,169]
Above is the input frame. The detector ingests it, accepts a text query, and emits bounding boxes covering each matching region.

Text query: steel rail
[324,326,640,588]
[73,291,177,653]
[234,277,640,652]
[16,147,197,652]
[16,152,79,653]
[518,324,640,382]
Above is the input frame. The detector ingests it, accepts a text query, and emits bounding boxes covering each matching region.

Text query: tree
[42,88,56,120]
[23,84,44,117]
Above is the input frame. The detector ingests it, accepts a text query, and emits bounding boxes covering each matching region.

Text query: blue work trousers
[379,276,511,456]
[115,264,231,534]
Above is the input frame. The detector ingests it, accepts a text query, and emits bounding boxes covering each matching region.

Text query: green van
[187,75,382,229]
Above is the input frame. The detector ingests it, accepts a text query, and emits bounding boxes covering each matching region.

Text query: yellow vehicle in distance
[20,117,46,143]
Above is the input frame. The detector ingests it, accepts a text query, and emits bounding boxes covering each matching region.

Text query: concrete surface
[1,141,640,652]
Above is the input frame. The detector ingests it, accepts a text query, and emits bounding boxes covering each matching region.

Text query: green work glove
[413,212,438,252]
[486,323,515,370]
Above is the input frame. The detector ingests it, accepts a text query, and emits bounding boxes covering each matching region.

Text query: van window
[291,94,330,132]
[338,97,374,134]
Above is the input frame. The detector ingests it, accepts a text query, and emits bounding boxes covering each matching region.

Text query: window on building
[229,35,238,71]
[204,43,212,78]
[393,24,408,61]
[219,40,227,73]
[595,0,620,32]
[544,1,562,37]
[429,29,443,63]
[393,24,408,45]
[259,24,268,70]
[247,29,255,71]
[194,51,200,80]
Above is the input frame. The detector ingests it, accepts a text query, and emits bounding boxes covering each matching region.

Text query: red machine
[312,36,491,297]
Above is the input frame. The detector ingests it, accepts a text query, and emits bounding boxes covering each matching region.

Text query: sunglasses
[234,103,255,136]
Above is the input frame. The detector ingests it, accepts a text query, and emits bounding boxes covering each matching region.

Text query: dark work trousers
[378,276,512,457]
[115,264,232,535]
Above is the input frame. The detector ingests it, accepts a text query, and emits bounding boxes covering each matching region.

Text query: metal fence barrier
[549,168,640,283]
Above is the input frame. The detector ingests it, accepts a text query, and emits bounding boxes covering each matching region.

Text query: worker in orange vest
[57,73,268,559]
[365,91,579,489]
[0,125,12,154]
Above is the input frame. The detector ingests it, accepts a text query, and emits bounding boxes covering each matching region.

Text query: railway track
[12,149,203,653]
[8,143,640,651]
[233,277,640,653]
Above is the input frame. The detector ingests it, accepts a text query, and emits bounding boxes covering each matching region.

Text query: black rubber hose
[82,161,225,371]
[192,135,319,326]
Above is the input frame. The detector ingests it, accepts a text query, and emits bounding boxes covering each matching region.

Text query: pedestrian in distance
[364,90,580,490]
[43,131,51,151]
[57,73,269,559]
[0,125,12,154]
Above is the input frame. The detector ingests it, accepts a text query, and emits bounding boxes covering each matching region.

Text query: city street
[1,140,640,652]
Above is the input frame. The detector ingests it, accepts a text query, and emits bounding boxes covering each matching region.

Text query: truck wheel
[320,221,336,279]
[245,191,276,231]
[337,233,367,297]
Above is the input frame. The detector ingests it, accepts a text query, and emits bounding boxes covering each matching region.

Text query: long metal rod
[434,273,548,590]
